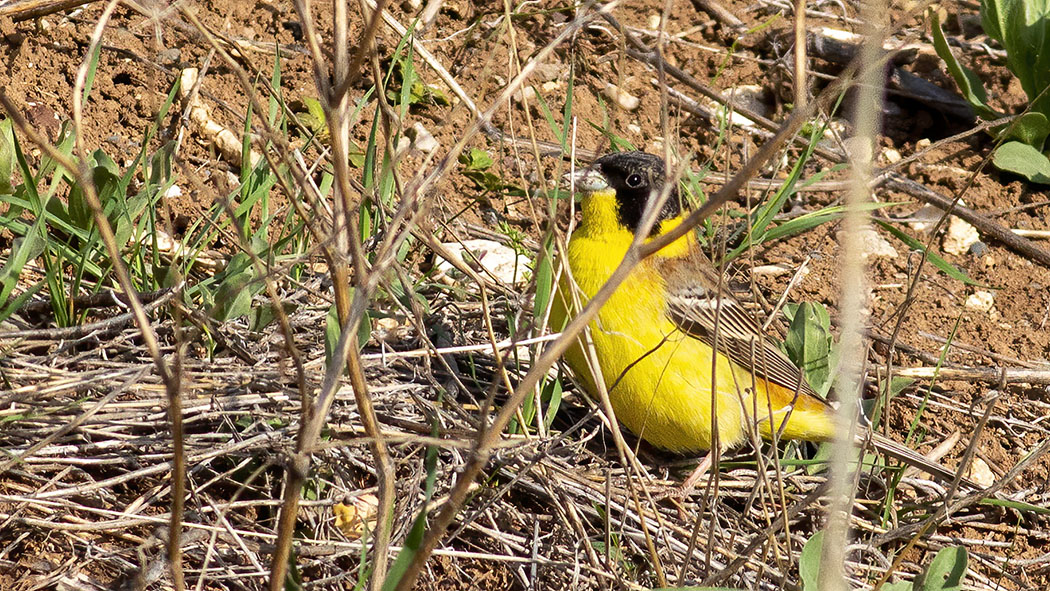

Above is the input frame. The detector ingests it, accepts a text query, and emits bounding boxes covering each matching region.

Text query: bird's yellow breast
[551,190,834,452]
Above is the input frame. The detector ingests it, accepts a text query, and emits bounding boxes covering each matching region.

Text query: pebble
[602,83,640,111]
[845,226,898,259]
[513,86,540,104]
[964,457,996,487]
[968,241,989,257]
[964,290,995,313]
[943,212,980,255]
[407,122,438,153]
[436,239,530,285]
[541,80,563,93]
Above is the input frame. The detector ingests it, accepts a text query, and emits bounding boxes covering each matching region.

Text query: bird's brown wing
[656,247,977,487]
[657,249,826,404]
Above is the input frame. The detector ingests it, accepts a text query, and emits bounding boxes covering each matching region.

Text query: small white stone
[513,86,540,104]
[943,214,980,255]
[845,226,898,259]
[882,147,902,164]
[751,263,800,277]
[374,316,412,344]
[436,239,530,285]
[407,122,438,153]
[964,456,996,487]
[541,80,563,93]
[627,123,641,134]
[703,95,758,130]
[395,136,412,155]
[915,138,932,149]
[964,290,995,312]
[648,14,662,29]
[602,83,640,111]
[155,229,177,253]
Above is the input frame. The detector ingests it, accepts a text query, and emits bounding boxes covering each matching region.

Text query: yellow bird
[550,151,964,484]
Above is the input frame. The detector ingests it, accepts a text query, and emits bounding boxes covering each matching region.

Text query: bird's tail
[861,430,979,490]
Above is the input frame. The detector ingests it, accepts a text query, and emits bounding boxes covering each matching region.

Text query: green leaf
[875,220,984,286]
[1003,112,1050,150]
[458,148,494,171]
[991,140,1050,183]
[981,0,1050,116]
[251,301,297,333]
[303,97,326,129]
[93,165,125,239]
[295,97,329,141]
[916,546,967,591]
[323,301,370,368]
[67,182,93,231]
[211,253,256,321]
[930,11,998,119]
[383,412,442,591]
[783,302,834,395]
[409,81,450,106]
[0,118,15,194]
[542,378,563,431]
[729,201,896,262]
[212,270,254,321]
[799,530,825,591]
[979,496,1050,514]
[0,233,45,307]
[533,90,565,149]
[324,304,341,368]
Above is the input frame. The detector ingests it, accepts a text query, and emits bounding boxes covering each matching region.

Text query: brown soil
[1,0,1049,590]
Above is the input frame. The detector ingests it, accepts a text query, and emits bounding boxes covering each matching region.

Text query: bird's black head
[591,151,682,235]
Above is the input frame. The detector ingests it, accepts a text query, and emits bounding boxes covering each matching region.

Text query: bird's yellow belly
[551,232,836,452]
[551,235,751,451]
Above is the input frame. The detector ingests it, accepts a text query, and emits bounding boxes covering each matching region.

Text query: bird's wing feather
[658,252,826,404]
[656,249,980,488]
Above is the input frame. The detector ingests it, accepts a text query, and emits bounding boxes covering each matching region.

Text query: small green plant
[932,2,1050,183]
[384,45,450,111]
[883,546,969,591]
[456,147,525,197]
[781,302,839,398]
[458,147,498,190]
[801,531,969,591]
[0,119,173,326]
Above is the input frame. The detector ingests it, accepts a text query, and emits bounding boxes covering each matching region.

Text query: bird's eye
[626,173,643,187]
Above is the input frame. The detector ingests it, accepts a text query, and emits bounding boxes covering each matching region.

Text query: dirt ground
[1,0,1049,590]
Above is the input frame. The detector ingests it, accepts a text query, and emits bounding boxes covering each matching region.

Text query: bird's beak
[563,166,609,192]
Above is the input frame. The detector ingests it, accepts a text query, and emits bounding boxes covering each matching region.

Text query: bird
[549,150,969,487]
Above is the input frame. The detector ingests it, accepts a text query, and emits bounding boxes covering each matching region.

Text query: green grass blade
[875,220,984,286]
